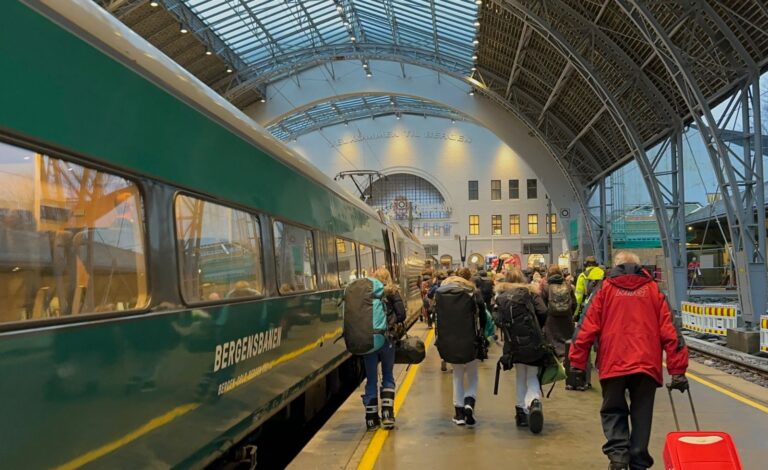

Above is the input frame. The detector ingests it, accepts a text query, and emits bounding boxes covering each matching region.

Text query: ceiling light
[180,25,188,34]
[260,97,266,103]
[471,66,477,71]
[396,114,401,120]
[363,63,368,68]
[474,21,480,27]
[344,121,349,126]
[366,71,372,77]
[451,119,456,124]
[226,67,233,73]
[473,39,479,45]
[469,90,475,96]
[205,49,212,56]
[472,54,478,60]
[350,36,356,42]
[475,0,482,5]
[150,1,159,7]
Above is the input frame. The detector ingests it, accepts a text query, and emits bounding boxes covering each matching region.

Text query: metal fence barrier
[680,301,741,336]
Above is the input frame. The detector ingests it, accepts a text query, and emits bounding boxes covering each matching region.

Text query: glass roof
[184,0,479,72]
[267,94,471,141]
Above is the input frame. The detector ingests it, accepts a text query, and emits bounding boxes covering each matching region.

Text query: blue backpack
[342,277,388,355]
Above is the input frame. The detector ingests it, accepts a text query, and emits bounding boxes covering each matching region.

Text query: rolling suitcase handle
[667,386,700,431]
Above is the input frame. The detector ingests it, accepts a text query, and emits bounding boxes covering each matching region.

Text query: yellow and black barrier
[680,301,740,336]
[760,315,768,353]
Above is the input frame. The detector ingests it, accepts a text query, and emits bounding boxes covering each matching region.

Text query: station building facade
[289,117,569,270]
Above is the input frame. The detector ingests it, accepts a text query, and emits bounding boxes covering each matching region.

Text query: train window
[318,233,340,290]
[175,195,263,303]
[336,238,357,286]
[374,247,387,271]
[359,244,374,278]
[0,141,148,324]
[273,221,316,293]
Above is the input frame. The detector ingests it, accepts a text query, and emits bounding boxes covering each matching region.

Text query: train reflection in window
[336,238,357,286]
[175,195,263,303]
[0,141,148,323]
[273,221,316,294]
[359,244,374,278]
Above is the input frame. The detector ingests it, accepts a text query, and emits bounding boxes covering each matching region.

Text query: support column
[668,130,688,313]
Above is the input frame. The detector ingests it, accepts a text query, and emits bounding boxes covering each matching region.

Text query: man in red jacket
[569,251,689,470]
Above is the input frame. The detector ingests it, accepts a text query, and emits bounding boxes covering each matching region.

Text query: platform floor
[289,323,768,470]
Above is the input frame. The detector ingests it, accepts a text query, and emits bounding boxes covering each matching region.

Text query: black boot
[452,406,466,425]
[463,397,476,427]
[529,399,543,434]
[608,463,629,470]
[515,406,528,427]
[365,398,380,431]
[380,388,395,430]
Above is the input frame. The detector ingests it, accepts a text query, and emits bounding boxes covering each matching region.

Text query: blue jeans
[362,339,396,404]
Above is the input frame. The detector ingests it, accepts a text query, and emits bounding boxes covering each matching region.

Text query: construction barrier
[761,315,768,353]
[680,301,740,336]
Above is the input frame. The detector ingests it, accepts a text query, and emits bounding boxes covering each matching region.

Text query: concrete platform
[289,323,768,470]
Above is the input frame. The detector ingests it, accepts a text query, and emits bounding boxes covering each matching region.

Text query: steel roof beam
[505,23,532,99]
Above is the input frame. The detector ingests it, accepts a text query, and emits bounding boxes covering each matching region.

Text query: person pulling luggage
[434,268,487,427]
[494,269,549,434]
[569,251,689,470]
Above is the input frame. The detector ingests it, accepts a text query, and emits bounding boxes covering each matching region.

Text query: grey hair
[613,251,640,266]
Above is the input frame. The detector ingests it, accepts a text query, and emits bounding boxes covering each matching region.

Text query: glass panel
[175,195,262,302]
[336,238,357,286]
[491,180,501,200]
[0,141,148,324]
[374,247,387,270]
[318,233,340,289]
[509,179,519,199]
[528,214,539,235]
[468,180,478,200]
[359,244,374,278]
[491,215,502,235]
[510,214,521,235]
[527,179,538,199]
[273,221,316,293]
[469,215,479,235]
[547,213,558,234]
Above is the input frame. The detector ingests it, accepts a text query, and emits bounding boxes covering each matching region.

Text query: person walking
[541,264,577,358]
[569,251,689,470]
[495,269,549,434]
[435,267,487,427]
[362,268,406,431]
[574,256,605,321]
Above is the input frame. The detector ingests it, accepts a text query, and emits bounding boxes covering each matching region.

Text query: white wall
[286,115,568,266]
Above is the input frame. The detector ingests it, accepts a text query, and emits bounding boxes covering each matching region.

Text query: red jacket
[569,264,688,386]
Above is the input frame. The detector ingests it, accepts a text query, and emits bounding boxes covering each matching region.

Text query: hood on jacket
[441,276,476,290]
[606,263,652,291]
[495,282,539,296]
[584,265,606,280]
[547,274,565,284]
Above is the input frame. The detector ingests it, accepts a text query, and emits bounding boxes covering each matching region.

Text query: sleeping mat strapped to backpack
[435,281,479,364]
[342,277,387,355]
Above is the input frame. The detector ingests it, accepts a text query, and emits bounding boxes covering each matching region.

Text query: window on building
[336,238,357,286]
[509,179,519,199]
[509,214,521,235]
[491,180,501,200]
[527,179,538,199]
[528,214,539,234]
[468,180,478,200]
[469,215,479,235]
[491,215,502,235]
[0,142,149,324]
[273,221,316,293]
[176,195,263,303]
[546,213,558,234]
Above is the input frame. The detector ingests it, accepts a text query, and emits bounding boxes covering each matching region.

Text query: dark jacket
[569,264,689,386]
[384,289,407,323]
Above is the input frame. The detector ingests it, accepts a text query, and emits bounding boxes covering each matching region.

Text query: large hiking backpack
[342,277,387,355]
[547,283,572,316]
[496,287,549,366]
[435,282,479,364]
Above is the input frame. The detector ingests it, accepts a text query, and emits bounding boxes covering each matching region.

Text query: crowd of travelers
[355,250,690,470]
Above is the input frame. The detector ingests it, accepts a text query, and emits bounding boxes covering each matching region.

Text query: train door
[382,229,399,282]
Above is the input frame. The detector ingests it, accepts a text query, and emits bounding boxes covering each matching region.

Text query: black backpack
[478,277,494,304]
[435,283,480,364]
[495,287,549,367]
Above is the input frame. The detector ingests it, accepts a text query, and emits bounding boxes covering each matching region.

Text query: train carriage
[0,1,425,468]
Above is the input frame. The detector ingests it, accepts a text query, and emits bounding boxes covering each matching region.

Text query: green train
[0,1,425,468]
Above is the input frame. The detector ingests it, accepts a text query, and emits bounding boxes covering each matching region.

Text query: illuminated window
[468,180,478,200]
[491,215,502,235]
[176,195,263,303]
[336,239,357,286]
[527,179,538,199]
[274,221,316,293]
[528,214,539,235]
[509,179,519,199]
[0,141,148,324]
[546,213,557,234]
[509,214,520,235]
[469,215,479,235]
[490,180,501,200]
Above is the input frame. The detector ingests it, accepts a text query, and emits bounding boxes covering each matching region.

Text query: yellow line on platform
[685,370,768,414]
[357,328,436,470]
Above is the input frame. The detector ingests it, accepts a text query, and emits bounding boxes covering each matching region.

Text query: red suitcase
[663,387,743,470]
